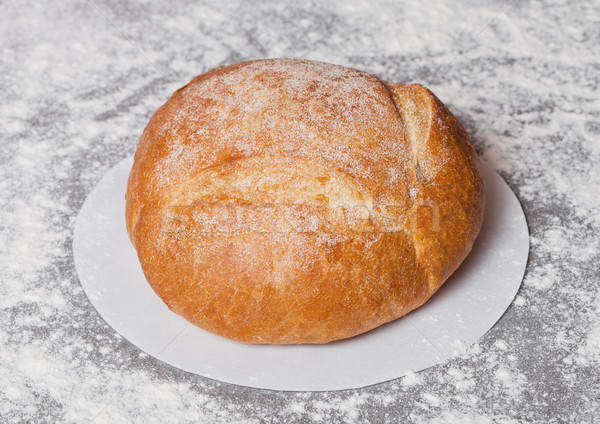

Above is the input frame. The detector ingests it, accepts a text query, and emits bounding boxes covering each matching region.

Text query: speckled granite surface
[1,0,599,422]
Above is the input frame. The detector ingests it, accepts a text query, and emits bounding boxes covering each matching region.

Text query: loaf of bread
[125,59,484,344]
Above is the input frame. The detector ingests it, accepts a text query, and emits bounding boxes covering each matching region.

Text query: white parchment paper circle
[73,156,528,391]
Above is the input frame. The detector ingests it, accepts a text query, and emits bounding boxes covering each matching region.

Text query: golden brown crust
[125,59,484,344]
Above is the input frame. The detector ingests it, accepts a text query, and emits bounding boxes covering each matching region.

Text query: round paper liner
[73,156,528,391]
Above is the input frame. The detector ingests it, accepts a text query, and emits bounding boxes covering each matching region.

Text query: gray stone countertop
[1,0,599,422]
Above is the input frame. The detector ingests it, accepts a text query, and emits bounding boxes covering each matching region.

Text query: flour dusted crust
[125,59,484,344]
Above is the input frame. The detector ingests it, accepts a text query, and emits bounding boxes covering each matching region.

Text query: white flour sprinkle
[1,0,599,422]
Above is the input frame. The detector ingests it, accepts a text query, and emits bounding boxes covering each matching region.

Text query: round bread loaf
[125,59,484,344]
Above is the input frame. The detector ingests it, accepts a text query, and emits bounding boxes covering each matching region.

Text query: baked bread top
[125,59,484,344]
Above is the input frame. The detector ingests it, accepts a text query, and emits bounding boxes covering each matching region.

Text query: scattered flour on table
[1,0,599,422]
